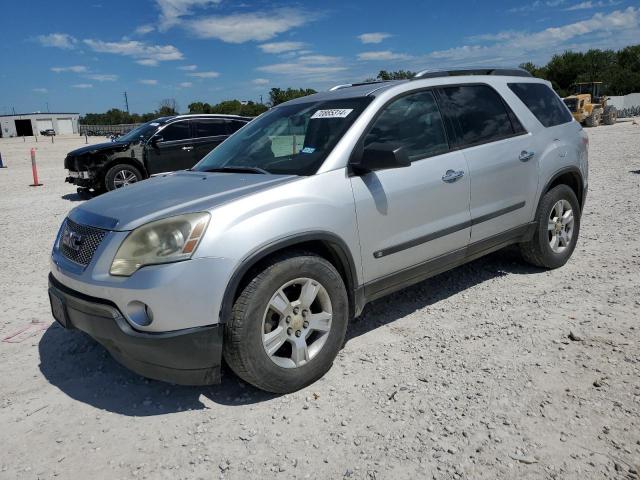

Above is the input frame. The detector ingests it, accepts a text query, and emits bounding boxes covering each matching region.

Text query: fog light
[126,301,153,326]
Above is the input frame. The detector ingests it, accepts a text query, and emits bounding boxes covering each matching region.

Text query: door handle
[519,150,535,162]
[182,146,194,151]
[442,169,464,183]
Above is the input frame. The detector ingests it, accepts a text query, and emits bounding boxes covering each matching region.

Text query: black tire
[520,184,581,269]
[223,252,349,393]
[104,164,142,191]
[603,105,617,125]
[584,112,600,127]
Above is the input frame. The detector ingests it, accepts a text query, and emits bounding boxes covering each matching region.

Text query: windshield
[192,97,372,176]
[117,120,164,143]
[563,98,578,112]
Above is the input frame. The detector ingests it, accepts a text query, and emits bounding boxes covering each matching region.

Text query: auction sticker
[311,109,353,119]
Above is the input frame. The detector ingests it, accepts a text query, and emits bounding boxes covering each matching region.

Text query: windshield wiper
[200,166,270,175]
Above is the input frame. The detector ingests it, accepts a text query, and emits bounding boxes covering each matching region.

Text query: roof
[0,112,79,118]
[172,113,253,121]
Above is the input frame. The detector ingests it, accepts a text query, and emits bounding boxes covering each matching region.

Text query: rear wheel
[520,184,581,269]
[223,252,349,393]
[602,106,617,125]
[104,164,142,191]
[584,112,600,127]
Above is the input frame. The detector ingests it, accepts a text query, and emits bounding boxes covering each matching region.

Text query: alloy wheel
[548,199,574,253]
[113,169,138,188]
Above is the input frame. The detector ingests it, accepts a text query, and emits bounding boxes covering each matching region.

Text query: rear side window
[439,85,521,147]
[365,90,449,161]
[160,121,191,141]
[228,120,248,133]
[195,119,227,137]
[508,83,573,127]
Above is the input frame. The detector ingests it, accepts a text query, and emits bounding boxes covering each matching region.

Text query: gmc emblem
[62,229,84,252]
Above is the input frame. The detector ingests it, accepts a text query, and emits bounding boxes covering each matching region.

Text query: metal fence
[618,106,640,118]
[78,123,141,136]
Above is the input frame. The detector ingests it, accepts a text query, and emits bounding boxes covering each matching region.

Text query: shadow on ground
[39,247,543,416]
[61,191,95,202]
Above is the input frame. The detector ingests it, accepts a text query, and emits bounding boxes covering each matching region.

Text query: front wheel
[223,252,349,393]
[520,184,581,269]
[104,164,142,191]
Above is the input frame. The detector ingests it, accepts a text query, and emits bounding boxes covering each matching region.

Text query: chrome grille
[59,218,107,266]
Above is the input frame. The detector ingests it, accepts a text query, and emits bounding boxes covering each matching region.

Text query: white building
[0,112,79,138]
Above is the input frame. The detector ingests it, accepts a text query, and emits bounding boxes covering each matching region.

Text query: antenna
[123,91,130,114]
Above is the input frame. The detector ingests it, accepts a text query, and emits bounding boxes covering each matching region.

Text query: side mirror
[351,143,410,173]
[150,135,163,146]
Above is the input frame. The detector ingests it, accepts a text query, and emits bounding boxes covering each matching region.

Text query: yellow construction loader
[562,82,617,127]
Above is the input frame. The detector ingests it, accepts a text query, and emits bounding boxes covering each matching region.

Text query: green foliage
[376,70,416,81]
[188,99,268,116]
[79,109,158,125]
[269,88,317,106]
[520,44,640,97]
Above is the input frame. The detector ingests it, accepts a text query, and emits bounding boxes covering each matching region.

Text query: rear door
[350,89,471,284]
[191,118,232,164]
[145,119,194,174]
[437,84,538,243]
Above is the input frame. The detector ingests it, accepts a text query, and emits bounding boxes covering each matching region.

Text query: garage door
[57,118,73,135]
[36,119,53,133]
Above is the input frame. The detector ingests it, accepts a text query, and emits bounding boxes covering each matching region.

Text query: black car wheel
[104,164,143,191]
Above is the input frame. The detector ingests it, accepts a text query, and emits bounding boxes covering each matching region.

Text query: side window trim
[349,87,453,167]
[435,82,529,151]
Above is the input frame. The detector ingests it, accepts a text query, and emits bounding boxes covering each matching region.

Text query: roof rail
[413,67,532,79]
[328,80,391,92]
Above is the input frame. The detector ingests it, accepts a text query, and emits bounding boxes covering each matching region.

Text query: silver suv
[49,68,588,393]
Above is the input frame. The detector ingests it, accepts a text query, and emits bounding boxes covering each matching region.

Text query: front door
[145,120,194,174]
[350,90,472,285]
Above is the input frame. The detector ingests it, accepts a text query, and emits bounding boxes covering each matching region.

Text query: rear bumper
[48,273,223,385]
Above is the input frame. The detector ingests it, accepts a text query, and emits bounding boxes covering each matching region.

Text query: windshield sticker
[311,109,353,119]
[149,122,160,126]
[301,147,315,154]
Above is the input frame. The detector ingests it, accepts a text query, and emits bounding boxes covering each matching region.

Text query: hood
[67,141,130,157]
[68,170,298,231]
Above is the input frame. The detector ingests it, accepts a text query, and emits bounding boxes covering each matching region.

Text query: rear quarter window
[508,83,573,128]
[438,84,523,147]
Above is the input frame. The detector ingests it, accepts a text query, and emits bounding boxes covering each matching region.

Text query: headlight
[110,212,210,276]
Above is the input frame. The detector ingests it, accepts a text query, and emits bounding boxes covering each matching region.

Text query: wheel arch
[219,232,362,325]
[101,157,148,179]
[541,166,585,210]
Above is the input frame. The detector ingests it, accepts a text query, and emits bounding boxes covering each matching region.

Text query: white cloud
[179,81,193,87]
[426,7,639,65]
[357,50,412,61]
[85,73,118,81]
[156,0,222,29]
[134,24,155,35]
[72,84,93,89]
[51,65,88,73]
[36,33,77,49]
[297,55,341,65]
[188,9,310,43]
[139,79,158,85]
[137,59,159,66]
[258,41,306,54]
[188,71,220,78]
[33,88,48,93]
[252,78,269,85]
[509,0,566,13]
[257,63,346,76]
[357,32,392,44]
[178,64,198,70]
[565,0,620,11]
[83,39,183,62]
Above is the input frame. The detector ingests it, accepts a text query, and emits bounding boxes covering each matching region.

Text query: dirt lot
[0,125,639,480]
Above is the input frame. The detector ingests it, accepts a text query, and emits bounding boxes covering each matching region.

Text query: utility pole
[260,94,263,104]
[123,91,130,114]
[46,102,50,113]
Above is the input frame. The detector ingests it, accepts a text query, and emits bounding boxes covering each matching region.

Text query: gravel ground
[1,125,639,480]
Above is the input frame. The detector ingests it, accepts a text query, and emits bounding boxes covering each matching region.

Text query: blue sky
[1,0,638,115]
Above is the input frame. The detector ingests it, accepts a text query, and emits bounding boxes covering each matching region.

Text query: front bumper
[65,170,95,188]
[48,273,223,385]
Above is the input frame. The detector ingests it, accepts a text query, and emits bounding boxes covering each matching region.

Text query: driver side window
[160,121,191,142]
[365,90,449,161]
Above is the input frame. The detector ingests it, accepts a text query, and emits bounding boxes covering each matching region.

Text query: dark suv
[65,114,251,192]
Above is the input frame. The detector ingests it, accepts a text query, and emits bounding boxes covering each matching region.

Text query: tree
[158,98,179,116]
[269,88,317,106]
[376,70,416,81]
